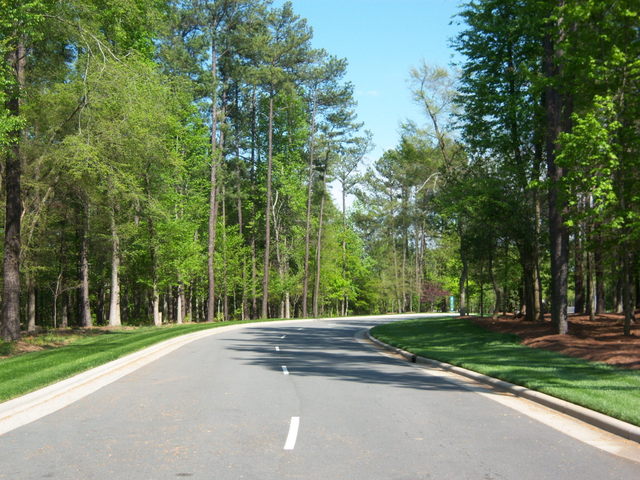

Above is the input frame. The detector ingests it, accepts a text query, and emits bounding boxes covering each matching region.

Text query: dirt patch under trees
[471,313,640,370]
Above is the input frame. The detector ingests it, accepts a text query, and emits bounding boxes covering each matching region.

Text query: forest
[0,0,638,342]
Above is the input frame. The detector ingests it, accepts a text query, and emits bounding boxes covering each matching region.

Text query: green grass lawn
[0,319,274,403]
[371,316,640,427]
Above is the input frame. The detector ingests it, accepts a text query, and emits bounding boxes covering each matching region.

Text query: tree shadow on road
[221,320,478,393]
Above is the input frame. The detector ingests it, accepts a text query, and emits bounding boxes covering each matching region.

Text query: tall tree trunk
[622,252,634,336]
[236,163,248,321]
[261,96,274,318]
[80,200,92,327]
[312,166,327,318]
[402,230,408,312]
[177,282,184,324]
[595,246,605,314]
[521,243,541,322]
[1,38,25,341]
[415,225,423,313]
[587,250,597,321]
[272,191,288,320]
[251,237,257,319]
[574,222,585,313]
[27,274,36,332]
[458,236,468,316]
[479,262,485,317]
[341,181,348,316]
[490,254,501,320]
[108,208,121,326]
[502,243,511,315]
[543,10,570,335]
[61,293,69,329]
[221,188,229,321]
[392,242,402,313]
[533,190,544,321]
[207,44,220,323]
[302,97,317,319]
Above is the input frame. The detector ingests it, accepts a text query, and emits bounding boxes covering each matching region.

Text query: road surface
[1,316,639,479]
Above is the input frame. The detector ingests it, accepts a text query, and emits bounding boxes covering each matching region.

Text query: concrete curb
[366,330,640,444]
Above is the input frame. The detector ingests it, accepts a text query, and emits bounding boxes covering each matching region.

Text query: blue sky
[274,0,464,162]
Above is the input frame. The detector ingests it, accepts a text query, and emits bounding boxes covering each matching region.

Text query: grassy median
[371,316,640,427]
[0,320,271,402]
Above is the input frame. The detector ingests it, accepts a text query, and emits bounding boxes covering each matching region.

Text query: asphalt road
[1,316,639,479]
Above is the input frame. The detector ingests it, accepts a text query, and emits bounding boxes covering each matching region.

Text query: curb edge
[366,330,640,444]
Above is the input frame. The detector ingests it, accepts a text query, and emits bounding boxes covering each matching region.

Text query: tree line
[1,0,638,342]
[352,0,639,336]
[0,0,382,341]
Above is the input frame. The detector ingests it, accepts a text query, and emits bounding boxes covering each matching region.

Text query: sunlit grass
[371,317,640,426]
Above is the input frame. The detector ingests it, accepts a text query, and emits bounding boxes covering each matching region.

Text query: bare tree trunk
[521,244,541,322]
[272,191,289,320]
[261,96,274,318]
[574,219,585,313]
[186,285,192,322]
[622,252,634,336]
[108,208,121,326]
[595,247,605,314]
[614,269,624,314]
[313,168,327,318]
[392,242,401,313]
[1,38,25,341]
[251,238,257,319]
[587,249,597,321]
[27,275,36,332]
[221,189,229,321]
[533,191,543,321]
[459,250,468,316]
[207,44,220,323]
[80,200,92,327]
[237,167,248,321]
[61,294,69,328]
[302,98,317,318]
[544,8,570,335]
[177,282,184,324]
[479,262,485,317]
[490,254,501,320]
[341,182,347,316]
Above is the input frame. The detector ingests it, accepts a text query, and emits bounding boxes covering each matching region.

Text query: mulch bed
[471,313,640,370]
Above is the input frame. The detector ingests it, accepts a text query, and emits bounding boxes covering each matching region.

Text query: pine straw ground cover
[371,315,640,427]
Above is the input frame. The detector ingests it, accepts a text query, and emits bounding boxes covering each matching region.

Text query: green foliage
[558,96,620,220]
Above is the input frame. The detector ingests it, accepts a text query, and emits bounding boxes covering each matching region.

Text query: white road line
[275,346,280,352]
[284,416,300,450]
[281,365,289,375]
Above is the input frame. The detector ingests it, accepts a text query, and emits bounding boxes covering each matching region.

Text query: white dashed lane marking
[284,416,300,450]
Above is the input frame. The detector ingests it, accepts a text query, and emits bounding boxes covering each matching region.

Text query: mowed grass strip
[0,320,270,402]
[371,317,640,426]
